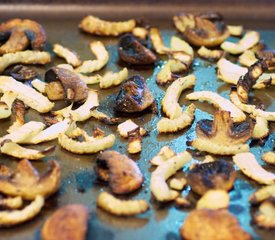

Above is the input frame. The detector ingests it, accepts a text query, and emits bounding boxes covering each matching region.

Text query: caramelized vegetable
[118,34,156,65]
[190,111,252,155]
[0,159,61,200]
[180,209,251,240]
[187,160,236,195]
[173,12,229,47]
[41,204,89,240]
[95,150,143,194]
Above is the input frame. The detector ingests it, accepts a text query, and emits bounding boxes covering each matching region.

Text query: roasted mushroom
[180,209,252,240]
[187,160,236,195]
[118,34,157,65]
[173,12,229,47]
[256,50,275,70]
[190,111,253,155]
[0,18,46,54]
[114,75,155,113]
[95,150,143,194]
[41,204,89,240]
[4,64,38,81]
[0,159,61,200]
[44,66,88,103]
[237,59,268,103]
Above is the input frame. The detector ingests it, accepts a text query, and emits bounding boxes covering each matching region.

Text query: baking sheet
[0,6,274,240]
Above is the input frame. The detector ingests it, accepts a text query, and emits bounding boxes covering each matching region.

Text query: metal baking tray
[0,2,275,240]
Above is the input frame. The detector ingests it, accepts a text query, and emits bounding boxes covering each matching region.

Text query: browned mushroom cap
[4,64,38,81]
[256,50,275,70]
[115,75,155,113]
[0,159,61,200]
[118,34,157,65]
[237,59,268,103]
[197,110,253,145]
[45,67,88,103]
[0,18,46,54]
[187,160,237,195]
[173,12,229,47]
[0,30,29,55]
[41,204,89,240]
[95,150,143,194]
[180,209,252,240]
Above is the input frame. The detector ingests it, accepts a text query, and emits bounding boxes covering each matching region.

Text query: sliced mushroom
[95,150,143,194]
[41,204,89,240]
[0,18,46,54]
[187,160,236,195]
[114,75,155,113]
[118,34,156,65]
[127,127,142,154]
[217,58,274,88]
[173,12,229,47]
[190,111,252,155]
[79,15,136,36]
[233,152,275,185]
[180,209,252,240]
[7,100,26,133]
[0,159,61,200]
[45,66,88,103]
[237,59,268,103]
[97,192,149,216]
[256,50,275,70]
[4,64,38,81]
